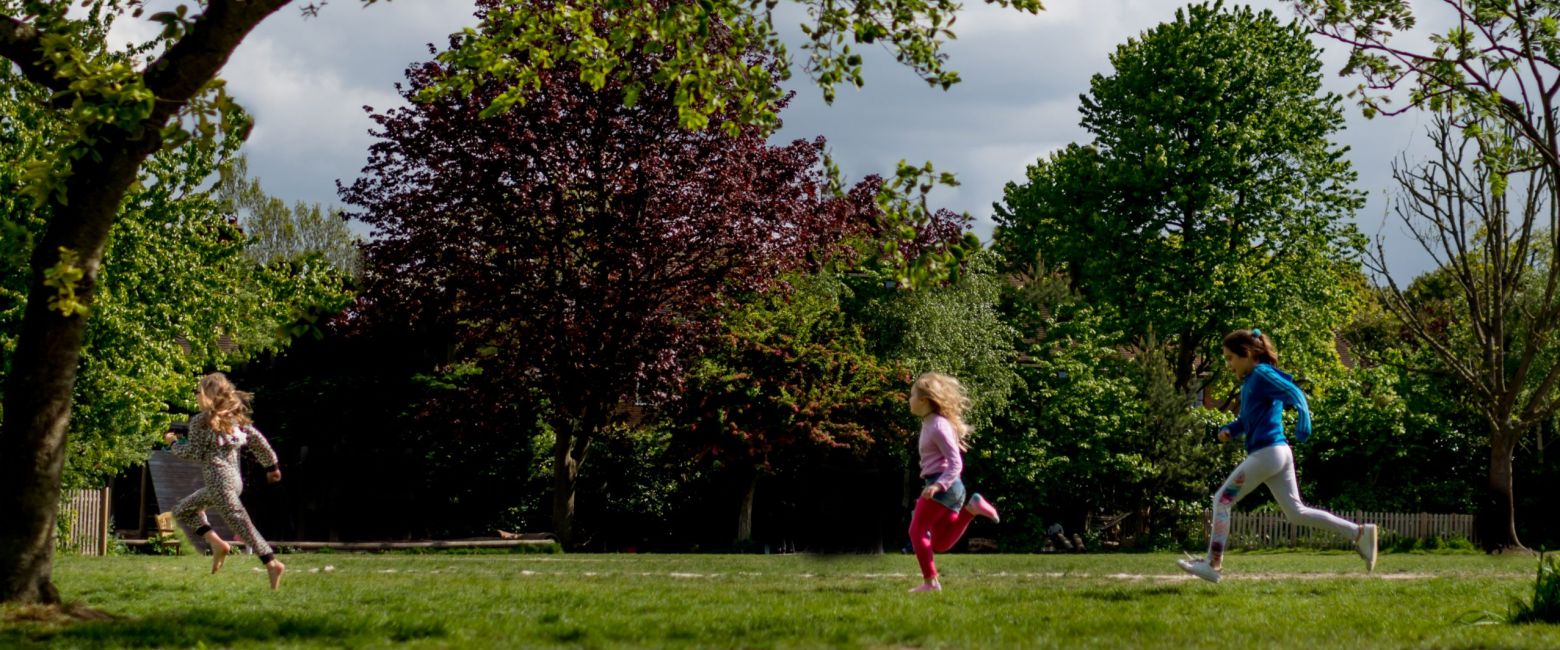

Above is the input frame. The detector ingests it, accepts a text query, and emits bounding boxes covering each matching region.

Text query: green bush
[1384,534,1477,554]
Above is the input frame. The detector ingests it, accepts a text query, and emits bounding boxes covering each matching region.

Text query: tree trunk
[1173,333,1199,393]
[1478,427,1525,552]
[550,418,595,549]
[736,472,758,544]
[0,139,157,604]
[0,292,78,604]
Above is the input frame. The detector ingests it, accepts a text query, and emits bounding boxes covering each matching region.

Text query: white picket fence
[59,487,112,556]
[1217,510,1475,549]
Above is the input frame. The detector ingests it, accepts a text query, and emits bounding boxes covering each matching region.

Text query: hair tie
[1251,328,1262,338]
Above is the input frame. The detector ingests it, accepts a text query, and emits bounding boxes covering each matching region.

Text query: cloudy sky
[116,1,1458,280]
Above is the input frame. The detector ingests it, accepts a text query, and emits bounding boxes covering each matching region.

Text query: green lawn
[2,552,1557,648]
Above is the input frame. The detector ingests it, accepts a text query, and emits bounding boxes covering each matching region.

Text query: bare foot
[208,538,231,574]
[266,560,286,591]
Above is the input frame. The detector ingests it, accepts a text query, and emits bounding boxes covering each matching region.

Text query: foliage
[1293,0,1560,553]
[993,1,1366,391]
[425,0,997,286]
[217,155,360,277]
[983,260,1236,551]
[0,63,353,490]
[680,271,906,474]
[1,0,258,211]
[341,27,879,543]
[985,270,1122,550]
[1302,362,1484,513]
[1294,0,1560,131]
[674,271,906,543]
[1118,331,1232,548]
[142,531,180,557]
[856,249,1020,437]
[570,420,700,551]
[427,0,1045,133]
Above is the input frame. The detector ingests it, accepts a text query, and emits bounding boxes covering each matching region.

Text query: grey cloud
[188,0,1451,279]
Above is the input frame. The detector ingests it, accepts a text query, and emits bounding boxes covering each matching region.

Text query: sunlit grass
[1,552,1556,648]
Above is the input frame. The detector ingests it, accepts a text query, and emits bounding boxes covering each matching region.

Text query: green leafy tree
[989,261,1230,550]
[430,0,1044,132]
[1293,0,1560,553]
[1118,332,1229,547]
[1354,111,1560,550]
[0,0,311,604]
[859,250,1020,436]
[985,263,1137,549]
[994,1,1366,392]
[65,153,353,490]
[217,155,360,276]
[678,271,905,544]
[0,58,354,488]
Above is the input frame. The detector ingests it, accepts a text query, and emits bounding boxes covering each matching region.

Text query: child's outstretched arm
[167,415,214,460]
[1219,416,1246,443]
[243,425,281,481]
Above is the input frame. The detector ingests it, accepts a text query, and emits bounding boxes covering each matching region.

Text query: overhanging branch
[0,14,70,92]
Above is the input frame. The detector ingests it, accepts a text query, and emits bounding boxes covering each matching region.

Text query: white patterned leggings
[174,483,274,561]
[1207,444,1359,566]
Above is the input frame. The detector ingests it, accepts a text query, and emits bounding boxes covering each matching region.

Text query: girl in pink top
[906,372,1000,592]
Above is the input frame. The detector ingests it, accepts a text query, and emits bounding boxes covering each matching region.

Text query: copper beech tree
[341,37,884,546]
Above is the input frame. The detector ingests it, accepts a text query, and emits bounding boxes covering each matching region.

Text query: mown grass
[2,552,1556,648]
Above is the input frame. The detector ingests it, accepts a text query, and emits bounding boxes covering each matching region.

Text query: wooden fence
[60,487,112,556]
[1217,511,1475,550]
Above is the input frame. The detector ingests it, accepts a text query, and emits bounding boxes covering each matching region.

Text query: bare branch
[1362,233,1487,394]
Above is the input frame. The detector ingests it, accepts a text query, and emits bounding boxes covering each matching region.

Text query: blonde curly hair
[198,372,253,435]
[912,372,971,450]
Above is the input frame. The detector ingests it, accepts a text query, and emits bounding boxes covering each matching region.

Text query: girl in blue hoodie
[1176,329,1377,583]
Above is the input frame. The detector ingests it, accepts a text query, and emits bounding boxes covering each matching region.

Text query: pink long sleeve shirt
[918,414,963,491]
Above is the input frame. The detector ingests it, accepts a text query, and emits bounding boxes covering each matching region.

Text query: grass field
[2,551,1557,648]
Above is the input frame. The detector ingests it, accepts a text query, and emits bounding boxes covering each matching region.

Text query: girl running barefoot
[906,372,1000,593]
[1176,329,1377,584]
[164,373,286,590]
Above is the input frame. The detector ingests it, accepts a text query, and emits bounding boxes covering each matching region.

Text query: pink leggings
[908,497,976,580]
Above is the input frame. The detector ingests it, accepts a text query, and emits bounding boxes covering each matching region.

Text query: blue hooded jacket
[1222,363,1311,453]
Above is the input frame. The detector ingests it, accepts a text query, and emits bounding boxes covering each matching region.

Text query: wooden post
[98,487,110,556]
[136,464,148,539]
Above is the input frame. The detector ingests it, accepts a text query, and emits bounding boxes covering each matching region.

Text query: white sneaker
[1176,557,1222,584]
[1355,524,1378,573]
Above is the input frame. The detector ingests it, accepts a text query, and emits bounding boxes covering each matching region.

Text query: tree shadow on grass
[0,607,445,648]
[1080,585,1191,602]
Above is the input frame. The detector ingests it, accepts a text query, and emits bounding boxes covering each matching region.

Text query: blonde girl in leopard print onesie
[163,373,286,590]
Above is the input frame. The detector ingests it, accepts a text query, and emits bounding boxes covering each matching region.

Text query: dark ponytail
[1222,328,1278,365]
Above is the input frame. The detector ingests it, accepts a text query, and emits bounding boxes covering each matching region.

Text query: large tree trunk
[1478,426,1525,552]
[0,285,82,605]
[736,472,758,544]
[0,137,158,604]
[550,418,595,549]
